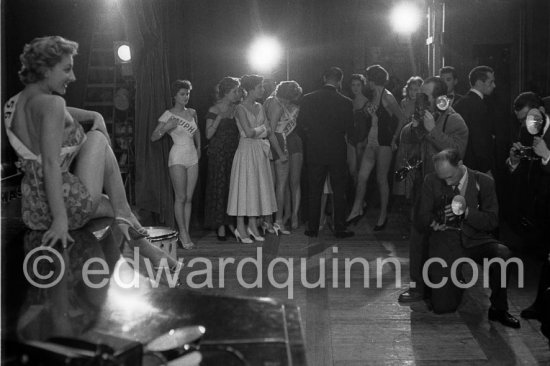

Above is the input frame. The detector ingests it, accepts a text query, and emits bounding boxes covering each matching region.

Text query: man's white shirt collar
[470,88,484,100]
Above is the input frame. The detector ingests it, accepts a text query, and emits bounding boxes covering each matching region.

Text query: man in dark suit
[508,93,550,337]
[417,149,520,328]
[454,66,496,174]
[297,67,354,238]
[439,66,463,107]
[397,77,469,303]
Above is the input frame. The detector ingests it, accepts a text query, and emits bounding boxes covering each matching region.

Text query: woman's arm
[235,105,264,138]
[205,106,221,140]
[151,113,177,142]
[37,95,74,247]
[265,101,287,160]
[66,106,99,121]
[67,107,109,140]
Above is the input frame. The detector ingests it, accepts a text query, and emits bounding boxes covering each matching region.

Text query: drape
[117,0,174,226]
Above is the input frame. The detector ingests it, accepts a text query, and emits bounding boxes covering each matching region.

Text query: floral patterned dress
[4,93,94,230]
[204,112,240,228]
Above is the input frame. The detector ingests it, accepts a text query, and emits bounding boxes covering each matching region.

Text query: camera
[514,145,540,161]
[413,93,430,121]
[434,194,466,229]
[394,157,422,182]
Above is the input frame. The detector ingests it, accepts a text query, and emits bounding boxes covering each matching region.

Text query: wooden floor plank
[177,212,549,365]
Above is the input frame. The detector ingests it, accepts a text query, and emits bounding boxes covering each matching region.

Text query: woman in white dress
[227,75,277,243]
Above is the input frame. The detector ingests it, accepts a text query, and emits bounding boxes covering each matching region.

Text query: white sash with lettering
[159,110,197,137]
[274,100,299,137]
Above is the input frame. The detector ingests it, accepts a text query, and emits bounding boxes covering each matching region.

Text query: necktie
[452,184,460,196]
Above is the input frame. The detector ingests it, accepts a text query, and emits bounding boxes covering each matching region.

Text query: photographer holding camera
[417,149,520,327]
[507,92,550,341]
[397,77,469,303]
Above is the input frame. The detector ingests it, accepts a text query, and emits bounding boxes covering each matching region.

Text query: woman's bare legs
[289,152,303,229]
[169,164,193,246]
[274,160,290,226]
[185,164,199,237]
[375,146,393,226]
[248,216,261,237]
[236,216,247,238]
[75,131,128,218]
[75,131,178,268]
[347,142,357,184]
[347,146,376,220]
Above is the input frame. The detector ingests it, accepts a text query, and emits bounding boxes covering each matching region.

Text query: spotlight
[114,41,132,63]
[390,3,422,34]
[248,36,282,73]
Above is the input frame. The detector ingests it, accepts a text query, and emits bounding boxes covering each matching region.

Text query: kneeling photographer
[416,149,520,328]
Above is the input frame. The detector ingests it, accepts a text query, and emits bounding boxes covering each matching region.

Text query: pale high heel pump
[234,229,253,244]
[273,223,290,235]
[247,227,265,242]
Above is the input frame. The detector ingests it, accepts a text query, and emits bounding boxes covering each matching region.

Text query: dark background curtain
[117,0,175,226]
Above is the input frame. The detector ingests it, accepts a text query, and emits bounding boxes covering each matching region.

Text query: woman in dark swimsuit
[346,65,407,230]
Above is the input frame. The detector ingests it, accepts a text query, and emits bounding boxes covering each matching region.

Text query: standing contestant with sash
[151,80,201,249]
[264,81,303,234]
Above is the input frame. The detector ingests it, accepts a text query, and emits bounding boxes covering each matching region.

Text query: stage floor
[180,211,550,365]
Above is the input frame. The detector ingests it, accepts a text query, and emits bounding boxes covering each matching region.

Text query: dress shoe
[304,230,318,238]
[334,230,354,239]
[488,308,521,328]
[345,211,364,226]
[398,289,423,303]
[373,217,388,231]
[520,304,541,320]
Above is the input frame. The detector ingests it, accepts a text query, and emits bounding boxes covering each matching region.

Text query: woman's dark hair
[513,92,542,111]
[275,81,302,101]
[216,77,240,100]
[19,36,79,85]
[365,65,389,86]
[402,76,423,98]
[171,80,192,98]
[350,74,367,86]
[240,74,263,92]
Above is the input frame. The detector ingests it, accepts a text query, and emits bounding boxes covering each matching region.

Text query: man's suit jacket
[450,93,463,107]
[454,91,494,172]
[297,85,354,165]
[417,167,499,248]
[400,107,469,176]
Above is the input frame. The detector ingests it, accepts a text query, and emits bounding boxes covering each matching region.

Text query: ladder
[83,11,135,203]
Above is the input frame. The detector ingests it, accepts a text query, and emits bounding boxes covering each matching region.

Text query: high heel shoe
[216,226,227,241]
[234,229,253,244]
[115,216,149,238]
[345,211,364,226]
[261,222,275,235]
[247,227,265,242]
[180,240,195,250]
[115,217,148,248]
[273,223,290,235]
[373,218,388,231]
